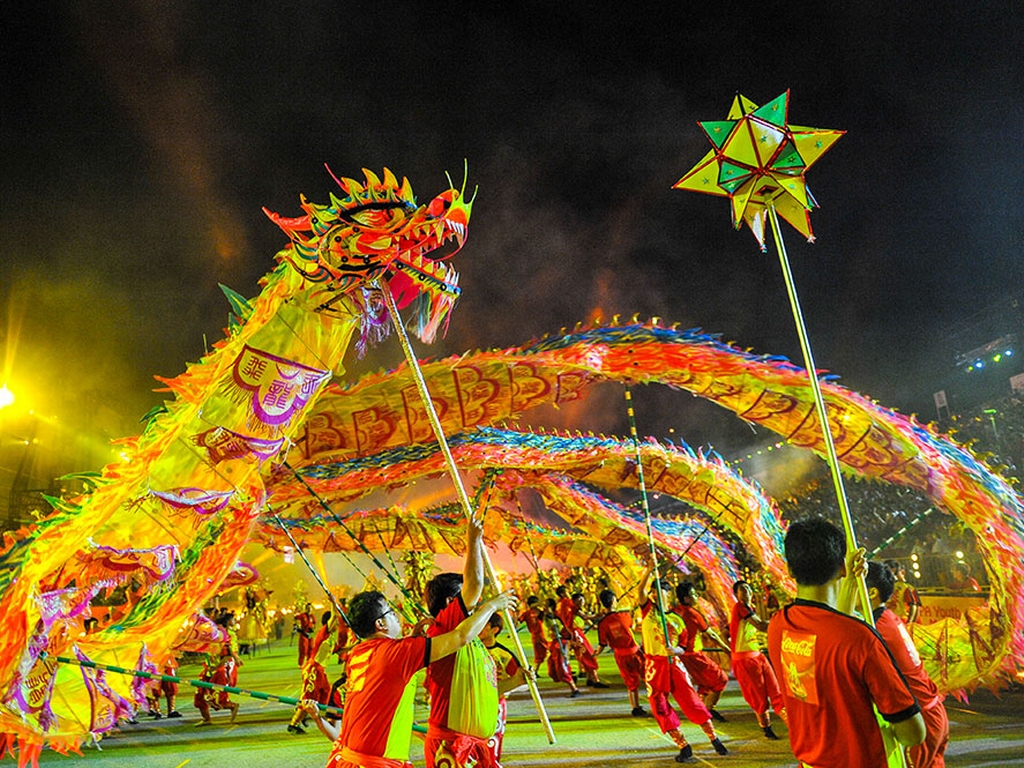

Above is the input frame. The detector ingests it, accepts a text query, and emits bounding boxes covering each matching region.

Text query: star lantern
[674,91,844,249]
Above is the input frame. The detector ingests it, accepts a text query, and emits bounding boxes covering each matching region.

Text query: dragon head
[264,166,473,342]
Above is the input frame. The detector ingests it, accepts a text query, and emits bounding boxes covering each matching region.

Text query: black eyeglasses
[377,607,396,623]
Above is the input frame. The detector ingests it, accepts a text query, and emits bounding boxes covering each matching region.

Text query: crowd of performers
[272,514,947,768]
[123,518,943,767]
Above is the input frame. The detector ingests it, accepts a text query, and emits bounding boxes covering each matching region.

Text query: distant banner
[916,594,987,625]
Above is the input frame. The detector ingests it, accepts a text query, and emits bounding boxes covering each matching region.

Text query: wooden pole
[767,202,906,768]
[377,280,556,744]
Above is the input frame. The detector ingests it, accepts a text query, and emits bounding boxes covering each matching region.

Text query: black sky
[2,1,1023,461]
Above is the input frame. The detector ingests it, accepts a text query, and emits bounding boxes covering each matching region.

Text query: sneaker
[675,744,696,764]
[764,725,779,740]
[710,708,727,722]
[286,724,306,735]
[630,706,649,717]
[569,689,580,698]
[587,681,610,688]
[711,737,729,755]
[152,712,162,720]
[167,711,182,719]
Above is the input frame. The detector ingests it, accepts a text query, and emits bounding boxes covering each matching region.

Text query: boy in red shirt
[595,588,647,717]
[767,519,926,768]
[640,575,728,763]
[730,579,786,739]
[301,587,517,768]
[867,561,949,768]
[673,582,728,723]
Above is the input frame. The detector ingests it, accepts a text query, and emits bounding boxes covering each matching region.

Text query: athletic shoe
[630,706,649,717]
[711,737,729,755]
[587,681,610,688]
[675,744,696,763]
[287,724,306,735]
[764,725,779,740]
[167,711,182,718]
[569,689,580,698]
[710,708,727,722]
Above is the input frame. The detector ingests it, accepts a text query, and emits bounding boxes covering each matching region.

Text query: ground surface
[34,634,1024,767]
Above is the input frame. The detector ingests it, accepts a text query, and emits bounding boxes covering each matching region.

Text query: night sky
[3,1,1023,464]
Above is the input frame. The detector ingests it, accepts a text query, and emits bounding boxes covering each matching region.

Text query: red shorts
[680,651,727,695]
[613,647,644,691]
[645,655,710,732]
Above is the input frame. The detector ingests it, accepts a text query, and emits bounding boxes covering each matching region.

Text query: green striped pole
[49,654,427,733]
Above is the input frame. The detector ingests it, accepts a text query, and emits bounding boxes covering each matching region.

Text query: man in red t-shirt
[867,561,949,768]
[554,586,606,687]
[518,596,548,669]
[300,586,517,768]
[294,603,316,667]
[767,519,926,768]
[673,582,728,723]
[595,588,647,717]
[730,580,786,739]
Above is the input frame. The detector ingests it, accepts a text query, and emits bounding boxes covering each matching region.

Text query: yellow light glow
[955,550,965,560]
[0,384,14,410]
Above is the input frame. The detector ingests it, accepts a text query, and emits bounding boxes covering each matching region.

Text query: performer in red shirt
[288,611,339,734]
[730,580,786,739]
[207,650,240,723]
[294,602,316,667]
[949,561,981,592]
[543,598,580,697]
[518,596,548,669]
[595,589,647,717]
[884,560,921,624]
[301,587,516,768]
[767,519,926,768]
[672,582,728,723]
[867,561,949,768]
[640,575,728,764]
[554,586,606,687]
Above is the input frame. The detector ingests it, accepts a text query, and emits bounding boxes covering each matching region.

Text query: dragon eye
[428,194,452,217]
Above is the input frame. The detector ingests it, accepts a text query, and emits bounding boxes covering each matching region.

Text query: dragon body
[276,322,1024,693]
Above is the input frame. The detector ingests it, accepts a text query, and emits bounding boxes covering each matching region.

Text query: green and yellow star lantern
[674,91,843,248]
[677,94,910,766]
